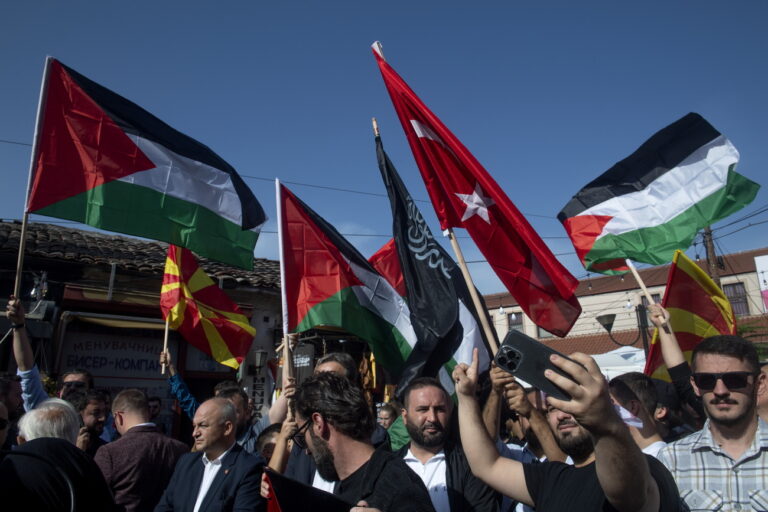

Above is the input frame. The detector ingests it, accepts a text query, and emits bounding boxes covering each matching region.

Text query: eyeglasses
[292,419,311,450]
[692,371,756,391]
[0,418,8,430]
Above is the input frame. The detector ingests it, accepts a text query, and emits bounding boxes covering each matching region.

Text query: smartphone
[494,330,582,401]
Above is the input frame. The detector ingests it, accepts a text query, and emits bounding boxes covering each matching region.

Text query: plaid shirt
[657,418,768,511]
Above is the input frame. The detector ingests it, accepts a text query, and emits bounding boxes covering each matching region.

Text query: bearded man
[398,377,498,512]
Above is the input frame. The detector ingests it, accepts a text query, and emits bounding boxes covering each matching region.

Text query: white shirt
[193,444,235,512]
[311,470,336,493]
[403,449,449,512]
[641,440,667,459]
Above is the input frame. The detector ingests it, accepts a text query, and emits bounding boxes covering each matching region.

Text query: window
[723,282,749,316]
[641,293,662,324]
[508,313,524,333]
[537,326,554,339]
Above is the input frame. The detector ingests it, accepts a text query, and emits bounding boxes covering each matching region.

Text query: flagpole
[625,258,670,334]
[446,229,499,354]
[276,179,289,337]
[161,317,170,375]
[372,116,498,354]
[14,56,54,298]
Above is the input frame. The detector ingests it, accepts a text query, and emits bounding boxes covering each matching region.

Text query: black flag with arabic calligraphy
[376,135,492,392]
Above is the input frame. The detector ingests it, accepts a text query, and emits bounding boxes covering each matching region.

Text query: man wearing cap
[658,335,768,510]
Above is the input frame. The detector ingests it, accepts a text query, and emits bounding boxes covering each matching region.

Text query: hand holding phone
[493,331,583,401]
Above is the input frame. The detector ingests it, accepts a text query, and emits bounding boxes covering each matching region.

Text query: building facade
[484,247,768,356]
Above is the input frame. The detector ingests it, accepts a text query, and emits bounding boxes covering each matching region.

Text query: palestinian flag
[277,182,418,378]
[558,113,759,274]
[27,58,266,269]
[643,250,736,380]
[160,245,256,369]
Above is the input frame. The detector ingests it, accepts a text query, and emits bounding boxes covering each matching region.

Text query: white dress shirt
[193,444,235,512]
[403,448,449,512]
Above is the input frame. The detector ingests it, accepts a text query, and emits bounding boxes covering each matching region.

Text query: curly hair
[294,372,374,442]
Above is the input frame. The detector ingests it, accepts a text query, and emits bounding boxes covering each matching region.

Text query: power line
[0,137,557,219]
[714,218,768,240]
[0,138,32,147]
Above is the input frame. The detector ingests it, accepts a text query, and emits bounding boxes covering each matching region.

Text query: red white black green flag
[27,58,266,269]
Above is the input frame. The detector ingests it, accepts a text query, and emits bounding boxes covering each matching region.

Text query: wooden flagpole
[14,57,54,298]
[371,43,498,355]
[625,258,670,333]
[445,229,499,354]
[161,317,170,375]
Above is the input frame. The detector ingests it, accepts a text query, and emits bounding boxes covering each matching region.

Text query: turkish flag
[373,44,580,337]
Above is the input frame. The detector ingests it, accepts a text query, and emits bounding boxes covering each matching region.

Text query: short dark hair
[216,387,249,406]
[379,403,399,419]
[148,396,162,405]
[65,389,108,413]
[613,372,658,415]
[112,389,149,417]
[316,352,360,385]
[400,377,450,409]
[58,369,94,391]
[294,372,374,442]
[692,335,760,374]
[608,377,641,408]
[256,422,282,454]
[214,380,240,395]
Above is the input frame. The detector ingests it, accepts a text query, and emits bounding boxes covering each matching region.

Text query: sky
[2,1,767,295]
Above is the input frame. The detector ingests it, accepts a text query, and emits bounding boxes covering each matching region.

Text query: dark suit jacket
[0,437,117,511]
[94,424,189,512]
[154,443,265,512]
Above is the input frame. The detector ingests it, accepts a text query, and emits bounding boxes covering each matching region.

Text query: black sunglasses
[692,371,756,391]
[292,419,311,450]
[0,418,8,430]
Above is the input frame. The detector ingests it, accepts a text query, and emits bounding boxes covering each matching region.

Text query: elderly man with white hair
[16,398,81,444]
[0,398,116,510]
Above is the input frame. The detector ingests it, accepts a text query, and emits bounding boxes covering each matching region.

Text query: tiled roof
[0,220,280,290]
[539,313,768,356]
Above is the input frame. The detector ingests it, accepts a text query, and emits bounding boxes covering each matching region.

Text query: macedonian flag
[643,250,737,380]
[160,245,256,369]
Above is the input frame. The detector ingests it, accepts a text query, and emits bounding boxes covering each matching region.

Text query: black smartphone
[494,330,582,401]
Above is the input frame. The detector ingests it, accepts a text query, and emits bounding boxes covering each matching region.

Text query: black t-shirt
[523,455,682,512]
[335,449,435,512]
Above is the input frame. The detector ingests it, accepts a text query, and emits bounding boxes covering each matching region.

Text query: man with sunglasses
[657,335,768,510]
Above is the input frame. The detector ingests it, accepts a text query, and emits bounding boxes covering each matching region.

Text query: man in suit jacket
[94,389,188,512]
[155,397,265,512]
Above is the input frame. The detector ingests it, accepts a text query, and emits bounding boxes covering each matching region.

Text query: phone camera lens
[497,356,507,366]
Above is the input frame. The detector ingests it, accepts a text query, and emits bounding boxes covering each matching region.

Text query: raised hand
[452,348,479,398]
[543,352,620,436]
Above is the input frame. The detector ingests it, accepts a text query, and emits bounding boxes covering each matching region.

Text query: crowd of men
[1,296,767,512]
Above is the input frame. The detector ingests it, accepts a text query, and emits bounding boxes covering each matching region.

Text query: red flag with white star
[373,43,581,337]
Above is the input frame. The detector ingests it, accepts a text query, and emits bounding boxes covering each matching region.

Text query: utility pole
[702,226,722,289]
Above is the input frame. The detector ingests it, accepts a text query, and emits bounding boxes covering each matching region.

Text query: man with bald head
[155,397,265,512]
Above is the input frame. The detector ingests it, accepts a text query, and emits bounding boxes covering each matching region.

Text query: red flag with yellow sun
[160,245,256,369]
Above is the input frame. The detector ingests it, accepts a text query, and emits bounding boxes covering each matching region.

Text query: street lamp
[596,304,651,355]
